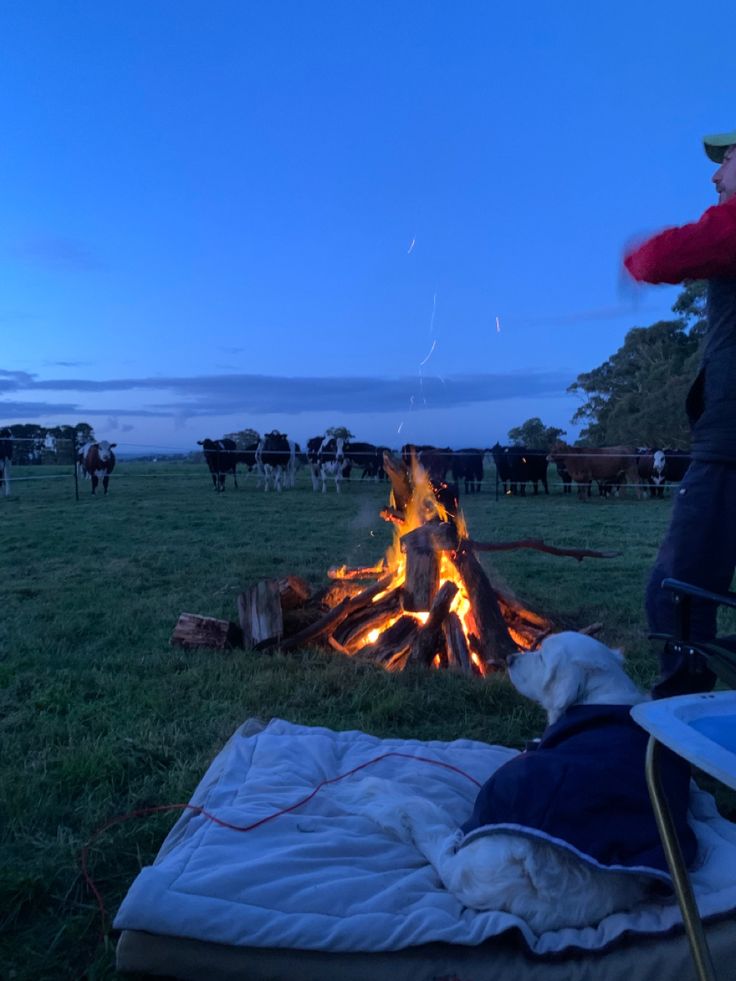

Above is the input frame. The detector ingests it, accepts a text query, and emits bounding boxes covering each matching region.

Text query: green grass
[0,463,731,979]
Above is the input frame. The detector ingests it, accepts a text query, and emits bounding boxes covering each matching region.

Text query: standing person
[624,128,736,697]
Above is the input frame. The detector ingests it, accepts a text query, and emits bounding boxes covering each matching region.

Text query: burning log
[360,615,420,671]
[238,580,284,647]
[450,543,518,666]
[317,581,368,608]
[171,613,242,651]
[400,521,459,554]
[407,580,458,667]
[331,588,404,652]
[327,563,386,581]
[260,574,394,652]
[382,450,413,514]
[443,612,472,674]
[403,545,439,613]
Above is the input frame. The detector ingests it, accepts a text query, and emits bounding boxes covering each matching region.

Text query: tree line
[508,282,703,450]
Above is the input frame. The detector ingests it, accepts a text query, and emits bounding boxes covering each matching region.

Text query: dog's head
[507,631,645,725]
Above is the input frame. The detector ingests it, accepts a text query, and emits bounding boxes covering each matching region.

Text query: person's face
[713,145,736,203]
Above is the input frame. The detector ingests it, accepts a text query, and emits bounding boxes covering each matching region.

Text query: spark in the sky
[496,315,501,333]
[407,237,416,254]
[419,338,437,366]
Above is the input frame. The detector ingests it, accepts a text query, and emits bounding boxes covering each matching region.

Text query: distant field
[0,462,730,979]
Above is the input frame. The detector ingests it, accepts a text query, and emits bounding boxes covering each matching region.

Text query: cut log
[171,613,242,651]
[332,589,404,652]
[261,574,394,651]
[400,521,459,555]
[443,612,472,673]
[277,575,312,610]
[382,450,412,514]
[403,544,439,612]
[238,580,284,647]
[407,580,458,666]
[450,543,517,665]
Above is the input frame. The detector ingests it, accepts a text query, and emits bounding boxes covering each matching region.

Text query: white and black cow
[198,437,239,491]
[0,428,13,497]
[82,441,117,495]
[256,431,295,492]
[306,435,349,493]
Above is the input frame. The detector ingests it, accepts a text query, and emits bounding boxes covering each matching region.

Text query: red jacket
[624,196,736,284]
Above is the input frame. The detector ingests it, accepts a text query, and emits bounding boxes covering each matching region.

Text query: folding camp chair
[632,577,736,981]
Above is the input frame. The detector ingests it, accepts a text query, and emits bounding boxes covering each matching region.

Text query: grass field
[0,462,731,979]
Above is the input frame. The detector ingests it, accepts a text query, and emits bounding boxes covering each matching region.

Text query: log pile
[171,451,562,675]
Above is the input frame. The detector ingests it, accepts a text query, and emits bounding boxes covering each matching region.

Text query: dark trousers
[646,461,736,698]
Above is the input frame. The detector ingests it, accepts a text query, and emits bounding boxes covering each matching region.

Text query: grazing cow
[0,428,12,497]
[489,444,549,496]
[197,437,239,491]
[257,430,294,492]
[82,441,117,495]
[307,435,348,493]
[452,448,484,494]
[547,442,639,500]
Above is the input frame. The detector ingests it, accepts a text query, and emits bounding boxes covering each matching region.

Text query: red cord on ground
[81,750,482,946]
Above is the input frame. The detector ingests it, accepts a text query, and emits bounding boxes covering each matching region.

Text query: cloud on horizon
[0,367,573,422]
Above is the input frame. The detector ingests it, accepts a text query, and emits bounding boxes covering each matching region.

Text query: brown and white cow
[547,442,640,500]
[0,428,12,497]
[82,440,117,495]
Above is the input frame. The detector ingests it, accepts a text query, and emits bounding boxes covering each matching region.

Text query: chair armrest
[662,578,736,611]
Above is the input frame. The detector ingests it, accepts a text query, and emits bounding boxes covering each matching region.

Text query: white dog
[335,632,670,932]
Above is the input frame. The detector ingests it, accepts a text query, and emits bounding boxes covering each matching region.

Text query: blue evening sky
[1,1,731,452]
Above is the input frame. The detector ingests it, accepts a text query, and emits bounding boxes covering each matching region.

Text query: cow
[489,444,549,496]
[0,428,12,497]
[401,444,454,487]
[82,440,117,495]
[452,448,484,494]
[342,441,383,481]
[555,459,573,494]
[662,449,691,485]
[547,442,640,500]
[637,448,667,498]
[197,438,239,491]
[256,430,294,492]
[307,435,348,493]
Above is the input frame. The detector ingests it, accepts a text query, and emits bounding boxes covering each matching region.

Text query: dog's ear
[541,653,585,724]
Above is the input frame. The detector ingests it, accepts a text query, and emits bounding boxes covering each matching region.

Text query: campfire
[172,450,612,671]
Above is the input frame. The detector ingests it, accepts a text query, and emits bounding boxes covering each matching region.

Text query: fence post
[73,436,79,501]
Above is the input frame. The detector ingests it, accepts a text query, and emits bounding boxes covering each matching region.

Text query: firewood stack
[171,451,558,675]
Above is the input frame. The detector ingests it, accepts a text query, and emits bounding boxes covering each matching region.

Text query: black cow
[343,441,383,481]
[198,437,239,491]
[663,449,692,485]
[490,444,549,496]
[555,460,573,494]
[452,448,484,493]
[401,444,453,486]
[0,428,12,498]
[257,431,295,492]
